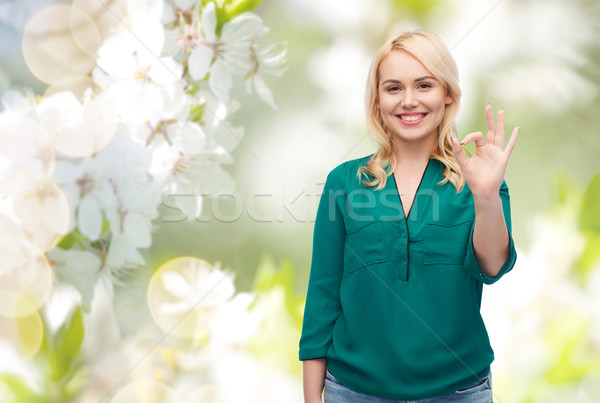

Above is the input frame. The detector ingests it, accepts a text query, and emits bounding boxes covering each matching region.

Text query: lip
[396,112,428,126]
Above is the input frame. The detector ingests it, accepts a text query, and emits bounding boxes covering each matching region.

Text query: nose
[400,89,418,108]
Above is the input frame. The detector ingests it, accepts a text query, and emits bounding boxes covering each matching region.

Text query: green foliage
[544,313,600,385]
[100,218,110,237]
[554,172,582,208]
[1,308,85,402]
[249,255,305,376]
[577,234,600,279]
[56,220,110,250]
[579,174,600,234]
[389,0,444,18]
[16,314,41,359]
[223,0,262,19]
[252,255,304,332]
[48,307,84,382]
[0,374,44,403]
[577,174,600,278]
[35,307,85,395]
[56,228,87,250]
[189,103,206,122]
[185,81,202,96]
[200,0,262,36]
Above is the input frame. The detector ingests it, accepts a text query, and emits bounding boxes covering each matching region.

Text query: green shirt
[299,155,517,400]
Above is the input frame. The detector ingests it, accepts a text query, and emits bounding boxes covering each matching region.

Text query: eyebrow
[380,76,436,86]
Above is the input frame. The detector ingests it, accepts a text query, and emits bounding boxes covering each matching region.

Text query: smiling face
[377,49,453,148]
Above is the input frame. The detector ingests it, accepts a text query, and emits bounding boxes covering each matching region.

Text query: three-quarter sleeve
[463,180,517,284]
[298,168,346,360]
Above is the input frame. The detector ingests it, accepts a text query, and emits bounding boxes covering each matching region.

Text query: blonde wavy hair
[358,30,464,192]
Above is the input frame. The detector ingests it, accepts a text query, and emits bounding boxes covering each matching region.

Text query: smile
[396,113,428,125]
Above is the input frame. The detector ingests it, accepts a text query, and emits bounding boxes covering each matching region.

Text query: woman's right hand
[303,358,327,403]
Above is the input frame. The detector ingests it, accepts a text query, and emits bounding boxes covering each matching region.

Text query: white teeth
[400,114,425,121]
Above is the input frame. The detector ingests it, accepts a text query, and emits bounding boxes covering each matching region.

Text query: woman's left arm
[471,189,510,277]
[451,104,519,278]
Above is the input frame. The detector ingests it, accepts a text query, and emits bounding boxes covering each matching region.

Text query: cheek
[421,92,444,106]
[377,95,395,114]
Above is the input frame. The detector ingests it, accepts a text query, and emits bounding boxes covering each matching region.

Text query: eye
[386,86,401,92]
[418,82,432,89]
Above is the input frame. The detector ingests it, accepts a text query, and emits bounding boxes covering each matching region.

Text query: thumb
[451,136,469,167]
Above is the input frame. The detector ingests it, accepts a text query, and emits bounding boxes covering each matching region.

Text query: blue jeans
[323,370,493,403]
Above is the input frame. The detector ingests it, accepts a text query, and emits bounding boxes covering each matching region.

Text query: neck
[392,135,437,169]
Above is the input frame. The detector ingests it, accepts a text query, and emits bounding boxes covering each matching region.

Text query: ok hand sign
[451,104,519,199]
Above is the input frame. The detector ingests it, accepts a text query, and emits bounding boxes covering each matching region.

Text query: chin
[394,130,437,143]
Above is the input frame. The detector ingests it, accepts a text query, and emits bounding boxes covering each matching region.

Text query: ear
[445,95,453,105]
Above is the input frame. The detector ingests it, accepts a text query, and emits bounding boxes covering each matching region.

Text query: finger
[485,103,496,145]
[495,108,505,148]
[504,126,519,158]
[460,131,486,149]
[451,136,469,166]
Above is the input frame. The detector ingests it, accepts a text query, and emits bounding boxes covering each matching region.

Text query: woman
[299,30,519,402]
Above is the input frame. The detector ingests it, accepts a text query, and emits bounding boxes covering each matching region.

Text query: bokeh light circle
[148,257,235,338]
[0,116,55,178]
[0,237,52,317]
[72,0,128,43]
[0,297,44,360]
[183,385,220,402]
[22,5,100,84]
[43,75,100,102]
[111,380,182,403]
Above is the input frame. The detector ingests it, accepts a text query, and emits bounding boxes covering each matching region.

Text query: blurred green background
[1,0,600,401]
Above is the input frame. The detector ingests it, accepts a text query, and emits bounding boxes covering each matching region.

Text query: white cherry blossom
[246,41,287,109]
[196,90,244,154]
[162,1,203,58]
[100,0,165,68]
[0,91,54,176]
[52,130,160,265]
[94,3,184,128]
[94,53,184,127]
[36,89,119,157]
[188,2,263,101]
[0,169,70,251]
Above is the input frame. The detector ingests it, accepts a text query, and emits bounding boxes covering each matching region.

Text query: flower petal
[134,20,165,66]
[149,57,183,85]
[159,300,191,315]
[209,61,233,102]
[105,234,145,268]
[201,2,217,43]
[188,44,214,81]
[161,270,192,298]
[251,75,277,110]
[123,212,152,248]
[78,194,103,240]
[221,13,262,44]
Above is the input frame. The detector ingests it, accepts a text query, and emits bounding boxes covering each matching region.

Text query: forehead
[378,49,432,81]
